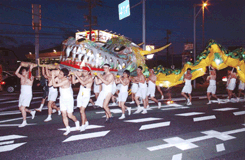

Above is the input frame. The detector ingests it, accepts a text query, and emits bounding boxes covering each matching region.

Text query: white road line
[58,125,104,131]
[233,111,245,116]
[0,142,27,152]
[216,143,225,152]
[139,121,170,131]
[0,123,36,127]
[175,112,205,117]
[193,115,216,122]
[63,130,110,143]
[0,135,27,141]
[0,116,31,123]
[0,110,21,116]
[172,153,182,160]
[0,140,14,146]
[147,127,245,152]
[124,117,163,123]
[213,108,238,111]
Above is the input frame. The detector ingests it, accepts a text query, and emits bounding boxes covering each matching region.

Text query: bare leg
[181,92,188,100]
[89,99,95,105]
[79,107,87,125]
[67,112,78,122]
[121,102,126,114]
[19,106,27,121]
[47,101,53,116]
[157,86,164,98]
[51,102,60,111]
[95,93,99,100]
[143,98,147,109]
[207,92,211,101]
[62,111,69,127]
[150,96,158,104]
[188,94,192,102]
[103,93,112,118]
[211,93,219,100]
[135,96,140,107]
[131,93,135,102]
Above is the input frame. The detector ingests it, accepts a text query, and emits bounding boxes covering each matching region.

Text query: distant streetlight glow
[29,52,32,55]
[203,2,207,7]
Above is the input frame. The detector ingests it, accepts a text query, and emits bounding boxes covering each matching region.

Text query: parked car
[2,71,14,80]
[1,76,42,93]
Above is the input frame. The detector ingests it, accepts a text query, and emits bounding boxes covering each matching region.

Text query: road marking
[193,115,216,122]
[0,110,21,116]
[0,116,31,123]
[175,112,205,117]
[172,153,182,160]
[213,108,238,111]
[124,117,163,123]
[198,96,207,99]
[96,109,122,114]
[0,140,14,146]
[63,130,110,142]
[0,135,27,141]
[216,143,225,152]
[233,111,245,116]
[201,130,235,141]
[58,125,104,131]
[147,127,245,152]
[139,121,170,130]
[0,142,27,152]
[0,123,36,127]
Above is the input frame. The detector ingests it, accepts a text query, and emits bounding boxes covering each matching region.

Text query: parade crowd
[15,63,244,135]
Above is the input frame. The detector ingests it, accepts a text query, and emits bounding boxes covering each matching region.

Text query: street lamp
[193,1,208,88]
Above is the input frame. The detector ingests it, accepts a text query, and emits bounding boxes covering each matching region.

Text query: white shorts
[77,88,91,108]
[181,85,192,94]
[116,84,122,91]
[59,88,74,113]
[95,84,112,108]
[118,91,128,102]
[136,87,147,99]
[131,83,138,93]
[227,80,236,91]
[18,85,32,107]
[48,87,58,102]
[147,86,156,97]
[207,85,216,94]
[239,83,245,90]
[94,84,100,93]
[112,83,117,95]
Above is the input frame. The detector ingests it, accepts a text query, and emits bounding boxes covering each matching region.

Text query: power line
[0,3,81,28]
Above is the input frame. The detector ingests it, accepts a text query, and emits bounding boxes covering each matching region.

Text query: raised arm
[119,77,129,86]
[15,65,23,78]
[45,67,52,78]
[97,73,113,85]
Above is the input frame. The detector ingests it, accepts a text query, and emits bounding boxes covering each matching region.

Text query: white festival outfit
[116,84,122,91]
[131,83,138,93]
[77,85,91,108]
[95,83,113,108]
[227,78,236,91]
[112,82,117,95]
[18,85,32,107]
[118,84,128,102]
[238,80,245,90]
[59,85,74,113]
[135,81,148,99]
[48,86,58,102]
[93,83,100,93]
[147,80,156,97]
[207,79,216,94]
[181,79,192,94]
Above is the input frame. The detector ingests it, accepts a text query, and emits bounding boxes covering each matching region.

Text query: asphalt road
[0,91,245,160]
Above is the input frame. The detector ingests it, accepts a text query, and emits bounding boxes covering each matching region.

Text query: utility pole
[32,4,41,78]
[142,0,146,50]
[83,0,100,40]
